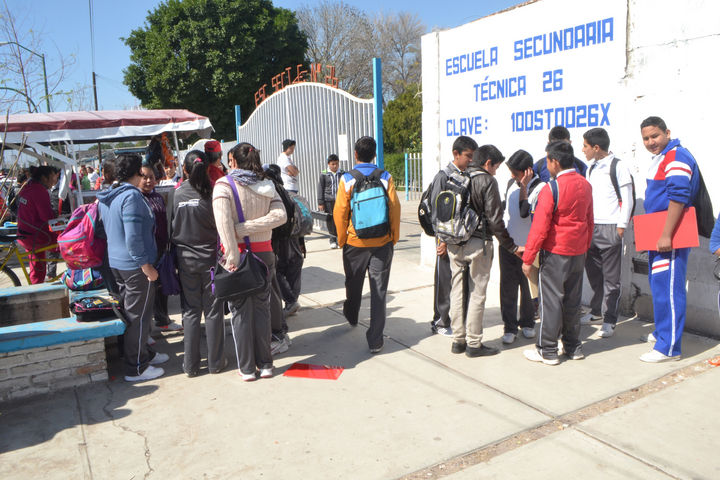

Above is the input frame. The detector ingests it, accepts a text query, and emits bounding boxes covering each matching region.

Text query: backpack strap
[609,157,621,205]
[549,179,559,213]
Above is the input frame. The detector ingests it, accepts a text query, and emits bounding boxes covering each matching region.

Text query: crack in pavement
[101,382,154,479]
[73,388,95,480]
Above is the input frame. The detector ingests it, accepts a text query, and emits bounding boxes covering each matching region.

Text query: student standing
[204,140,227,186]
[334,136,401,353]
[533,125,587,182]
[448,145,521,358]
[277,139,299,193]
[522,141,593,365]
[427,136,476,337]
[171,150,225,377]
[638,116,700,362]
[580,128,634,337]
[500,150,542,344]
[317,154,344,249]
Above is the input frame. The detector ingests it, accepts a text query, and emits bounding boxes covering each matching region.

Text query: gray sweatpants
[178,260,224,374]
[342,242,394,349]
[537,252,585,359]
[227,251,275,375]
[584,224,623,325]
[112,268,156,377]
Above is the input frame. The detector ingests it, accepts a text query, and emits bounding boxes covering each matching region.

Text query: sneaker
[209,357,228,374]
[580,312,602,325]
[557,342,565,356]
[451,342,466,354]
[330,242,339,249]
[370,343,384,354]
[125,365,164,382]
[639,350,681,363]
[260,367,274,378]
[641,332,657,343]
[147,336,156,346]
[150,352,169,365]
[523,348,559,366]
[599,323,615,338]
[502,333,517,344]
[285,333,292,347]
[565,347,585,360]
[157,321,183,332]
[284,301,301,317]
[466,344,500,357]
[521,327,536,339]
[271,335,290,355]
[431,321,453,337]
[240,371,257,381]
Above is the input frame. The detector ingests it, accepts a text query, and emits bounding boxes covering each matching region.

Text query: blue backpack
[349,168,390,239]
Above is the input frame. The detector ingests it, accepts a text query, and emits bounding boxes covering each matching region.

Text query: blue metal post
[404,152,409,201]
[372,58,384,169]
[234,105,242,142]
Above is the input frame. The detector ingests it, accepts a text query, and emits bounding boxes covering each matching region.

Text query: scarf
[228,168,259,186]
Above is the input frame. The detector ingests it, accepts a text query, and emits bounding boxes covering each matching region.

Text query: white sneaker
[260,367,273,378]
[523,348,559,365]
[157,321,183,332]
[580,312,602,325]
[640,349,681,363]
[502,333,517,344]
[125,365,164,382]
[240,372,257,381]
[641,332,657,343]
[284,302,301,316]
[599,323,615,338]
[521,327,536,339]
[330,242,339,249]
[150,352,169,365]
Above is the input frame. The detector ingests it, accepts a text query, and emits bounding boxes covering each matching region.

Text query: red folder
[633,207,699,251]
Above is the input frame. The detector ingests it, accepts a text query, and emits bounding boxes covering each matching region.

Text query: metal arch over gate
[236,82,375,198]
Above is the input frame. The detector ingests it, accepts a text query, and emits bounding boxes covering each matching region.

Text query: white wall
[422,0,720,334]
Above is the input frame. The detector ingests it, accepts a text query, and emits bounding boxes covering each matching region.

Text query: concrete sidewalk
[2,199,720,479]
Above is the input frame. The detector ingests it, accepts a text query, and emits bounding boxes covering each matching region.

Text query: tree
[383,83,421,153]
[296,1,375,97]
[123,0,307,140]
[0,0,73,113]
[297,2,425,101]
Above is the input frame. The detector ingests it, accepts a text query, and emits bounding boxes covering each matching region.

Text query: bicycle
[0,233,65,288]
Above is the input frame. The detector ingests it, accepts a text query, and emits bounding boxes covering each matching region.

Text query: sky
[3,0,524,112]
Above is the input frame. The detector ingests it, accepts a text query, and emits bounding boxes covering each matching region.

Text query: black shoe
[209,357,229,374]
[451,342,466,354]
[465,344,500,357]
[343,302,357,327]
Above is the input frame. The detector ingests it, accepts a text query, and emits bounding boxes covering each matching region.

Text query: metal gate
[236,83,375,199]
[403,152,423,200]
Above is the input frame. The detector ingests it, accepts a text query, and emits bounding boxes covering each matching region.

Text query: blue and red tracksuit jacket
[643,138,699,214]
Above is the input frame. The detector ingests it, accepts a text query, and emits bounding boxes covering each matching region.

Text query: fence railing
[403,152,422,201]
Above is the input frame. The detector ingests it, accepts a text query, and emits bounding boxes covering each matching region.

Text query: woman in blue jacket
[97,154,168,382]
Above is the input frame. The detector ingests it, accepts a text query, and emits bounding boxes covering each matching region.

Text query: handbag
[211,175,269,300]
[156,247,181,296]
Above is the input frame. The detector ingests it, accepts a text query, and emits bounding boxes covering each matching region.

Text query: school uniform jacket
[522,170,593,265]
[643,138,699,215]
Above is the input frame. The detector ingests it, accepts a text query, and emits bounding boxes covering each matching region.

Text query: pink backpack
[58,202,106,270]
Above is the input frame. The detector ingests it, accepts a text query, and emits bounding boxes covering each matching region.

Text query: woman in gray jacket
[171,150,225,377]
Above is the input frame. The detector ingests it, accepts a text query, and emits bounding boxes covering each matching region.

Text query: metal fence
[403,152,423,200]
[235,83,375,200]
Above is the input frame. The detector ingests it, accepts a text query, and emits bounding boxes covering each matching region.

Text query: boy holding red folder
[638,116,701,362]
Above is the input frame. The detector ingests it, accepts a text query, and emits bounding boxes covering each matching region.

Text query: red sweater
[523,170,593,264]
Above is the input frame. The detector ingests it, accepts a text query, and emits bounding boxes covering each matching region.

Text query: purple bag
[156,248,181,296]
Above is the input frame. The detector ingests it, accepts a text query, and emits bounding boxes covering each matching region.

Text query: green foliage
[383,83,421,153]
[123,0,308,140]
[383,152,406,186]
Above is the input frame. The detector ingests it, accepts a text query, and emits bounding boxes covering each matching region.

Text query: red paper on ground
[283,363,344,380]
[633,207,699,251]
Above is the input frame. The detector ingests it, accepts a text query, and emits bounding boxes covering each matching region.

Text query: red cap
[204,140,222,153]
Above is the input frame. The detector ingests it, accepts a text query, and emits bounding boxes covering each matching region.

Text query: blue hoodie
[97,183,157,270]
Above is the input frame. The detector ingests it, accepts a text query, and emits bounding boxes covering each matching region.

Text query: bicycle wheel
[0,266,21,288]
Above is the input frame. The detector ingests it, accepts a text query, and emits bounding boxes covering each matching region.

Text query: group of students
[427,116,715,365]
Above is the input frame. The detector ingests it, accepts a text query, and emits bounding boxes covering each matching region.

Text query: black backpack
[418,183,435,236]
[433,170,482,245]
[272,182,297,239]
[694,169,715,238]
[608,157,637,217]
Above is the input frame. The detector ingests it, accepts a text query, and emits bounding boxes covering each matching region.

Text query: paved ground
[2,198,720,479]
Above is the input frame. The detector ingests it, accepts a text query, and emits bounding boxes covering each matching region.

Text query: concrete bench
[0,315,125,402]
[0,282,70,325]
